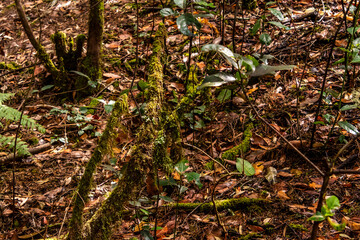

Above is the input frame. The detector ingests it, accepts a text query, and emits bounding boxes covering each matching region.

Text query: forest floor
[1,0,360,239]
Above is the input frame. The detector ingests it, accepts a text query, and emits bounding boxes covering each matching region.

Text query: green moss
[28,136,39,146]
[68,95,128,239]
[222,123,253,160]
[239,233,261,240]
[186,66,200,93]
[35,44,59,78]
[87,97,101,114]
[167,198,269,212]
[289,223,308,232]
[205,161,214,170]
[6,3,15,8]
[0,62,19,70]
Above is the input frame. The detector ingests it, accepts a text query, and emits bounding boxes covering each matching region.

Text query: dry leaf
[309,182,322,189]
[277,190,290,200]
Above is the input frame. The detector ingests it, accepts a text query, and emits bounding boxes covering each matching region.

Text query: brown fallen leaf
[277,190,290,200]
[103,72,121,79]
[309,182,322,189]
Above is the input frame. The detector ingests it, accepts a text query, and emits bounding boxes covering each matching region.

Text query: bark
[14,0,59,78]
[86,0,104,82]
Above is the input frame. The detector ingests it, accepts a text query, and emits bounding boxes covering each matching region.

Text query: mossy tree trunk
[66,22,206,239]
[67,24,169,239]
[14,0,104,98]
[78,0,104,92]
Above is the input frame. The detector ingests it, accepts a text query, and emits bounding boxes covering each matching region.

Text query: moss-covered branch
[77,25,167,239]
[14,0,59,78]
[166,197,270,212]
[82,145,146,239]
[68,95,129,240]
[222,123,253,160]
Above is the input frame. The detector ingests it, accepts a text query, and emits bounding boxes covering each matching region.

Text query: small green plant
[198,43,295,90]
[0,93,45,156]
[308,195,346,231]
[49,104,102,138]
[249,2,290,48]
[236,158,255,176]
[175,159,202,188]
[160,0,216,37]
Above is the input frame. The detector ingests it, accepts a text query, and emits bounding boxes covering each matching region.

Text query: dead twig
[1,143,52,164]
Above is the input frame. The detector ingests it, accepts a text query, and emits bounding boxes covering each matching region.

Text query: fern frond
[0,135,30,156]
[0,93,15,105]
[0,105,45,133]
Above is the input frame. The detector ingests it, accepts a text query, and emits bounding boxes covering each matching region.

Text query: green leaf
[236,158,255,176]
[88,80,98,88]
[185,172,203,188]
[217,89,231,103]
[268,8,284,21]
[338,121,359,135]
[193,13,214,18]
[104,103,115,114]
[159,177,177,187]
[323,114,334,123]
[194,119,205,129]
[140,208,150,215]
[159,195,175,202]
[194,105,206,114]
[250,19,261,35]
[0,93,15,105]
[326,196,340,210]
[350,4,357,14]
[41,85,54,91]
[308,212,326,222]
[70,70,90,80]
[193,1,215,8]
[321,205,328,216]
[198,72,236,89]
[327,218,346,231]
[128,200,141,207]
[351,55,360,63]
[334,58,345,65]
[79,107,88,114]
[266,1,276,6]
[353,37,360,46]
[176,13,201,37]
[325,88,339,98]
[179,186,188,194]
[260,33,272,46]
[341,104,357,111]
[138,80,149,91]
[249,64,295,77]
[174,0,186,9]
[240,55,258,72]
[347,26,360,35]
[202,44,238,68]
[160,8,175,17]
[268,21,290,30]
[175,159,189,173]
